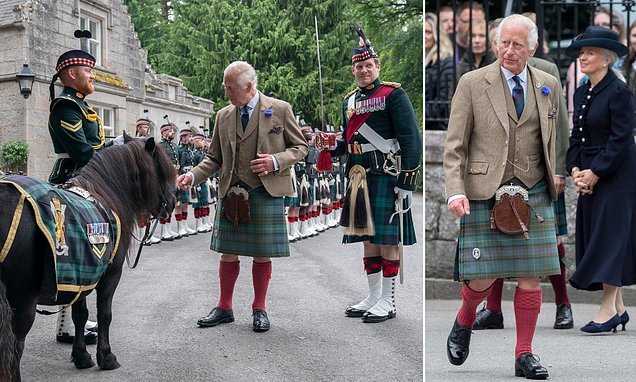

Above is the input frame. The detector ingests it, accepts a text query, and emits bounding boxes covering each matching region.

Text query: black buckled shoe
[56,330,98,345]
[253,309,270,332]
[473,307,504,330]
[197,307,234,327]
[345,306,367,318]
[553,304,574,329]
[446,318,472,366]
[515,353,549,379]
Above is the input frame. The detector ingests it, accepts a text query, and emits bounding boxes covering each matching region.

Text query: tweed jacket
[192,92,308,198]
[444,61,560,201]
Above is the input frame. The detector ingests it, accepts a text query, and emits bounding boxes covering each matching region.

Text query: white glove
[112,134,125,146]
[394,186,412,201]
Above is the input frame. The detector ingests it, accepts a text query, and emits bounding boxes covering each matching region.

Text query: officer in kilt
[47,35,106,344]
[177,61,308,332]
[175,126,197,237]
[324,34,421,324]
[191,131,212,233]
[158,118,181,241]
[444,14,561,378]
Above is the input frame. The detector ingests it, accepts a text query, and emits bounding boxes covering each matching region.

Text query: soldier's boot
[345,272,382,318]
[334,207,341,223]
[196,217,208,233]
[56,306,98,344]
[184,212,197,235]
[307,215,319,236]
[166,217,181,239]
[315,211,326,232]
[363,276,397,323]
[148,232,161,245]
[160,223,175,241]
[177,220,189,237]
[322,211,331,229]
[328,210,339,228]
[290,220,301,241]
[205,214,214,231]
[201,214,212,232]
[298,218,309,239]
[287,219,294,242]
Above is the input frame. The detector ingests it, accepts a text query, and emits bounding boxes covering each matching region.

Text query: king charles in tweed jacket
[191,91,308,195]
[444,61,560,202]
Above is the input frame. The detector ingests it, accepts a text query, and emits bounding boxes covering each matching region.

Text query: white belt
[347,142,377,154]
[56,153,70,159]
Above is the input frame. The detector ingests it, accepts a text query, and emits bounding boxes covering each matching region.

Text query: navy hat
[566,26,628,58]
[49,30,97,100]
[180,121,193,136]
[160,115,175,132]
[352,38,378,63]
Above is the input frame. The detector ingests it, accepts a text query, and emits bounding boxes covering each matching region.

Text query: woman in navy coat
[566,26,636,333]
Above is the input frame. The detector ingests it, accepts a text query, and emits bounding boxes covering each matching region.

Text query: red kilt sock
[217,261,240,310]
[364,256,382,274]
[457,283,493,327]
[514,287,542,358]
[252,261,272,311]
[183,211,188,220]
[549,242,570,305]
[288,215,294,223]
[382,259,400,277]
[485,278,504,313]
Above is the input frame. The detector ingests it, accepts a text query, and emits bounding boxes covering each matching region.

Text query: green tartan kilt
[176,188,189,205]
[284,195,300,207]
[211,187,290,258]
[454,180,560,281]
[343,172,416,246]
[194,182,209,207]
[553,192,567,236]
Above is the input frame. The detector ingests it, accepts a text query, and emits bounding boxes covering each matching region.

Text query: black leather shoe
[56,330,98,345]
[253,309,270,332]
[345,306,366,318]
[553,304,574,329]
[473,307,504,330]
[446,318,472,366]
[515,353,549,379]
[197,307,234,327]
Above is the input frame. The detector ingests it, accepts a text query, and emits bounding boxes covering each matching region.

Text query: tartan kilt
[194,182,209,207]
[176,188,189,205]
[454,180,560,281]
[342,172,416,246]
[553,192,567,236]
[284,195,300,207]
[211,187,289,258]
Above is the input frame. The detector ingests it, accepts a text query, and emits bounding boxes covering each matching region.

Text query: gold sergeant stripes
[60,120,82,132]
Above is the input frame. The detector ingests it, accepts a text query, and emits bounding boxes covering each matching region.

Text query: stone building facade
[425,130,579,279]
[0,0,214,179]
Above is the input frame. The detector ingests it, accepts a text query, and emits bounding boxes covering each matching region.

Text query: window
[168,85,177,101]
[80,16,102,66]
[93,106,115,137]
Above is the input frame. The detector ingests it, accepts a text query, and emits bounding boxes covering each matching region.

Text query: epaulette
[381,81,401,88]
[343,87,359,100]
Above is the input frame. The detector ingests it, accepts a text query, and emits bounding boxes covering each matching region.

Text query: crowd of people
[438,4,636,379]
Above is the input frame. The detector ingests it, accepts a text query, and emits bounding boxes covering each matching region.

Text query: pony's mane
[68,139,175,243]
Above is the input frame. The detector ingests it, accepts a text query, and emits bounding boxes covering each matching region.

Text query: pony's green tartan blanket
[0,175,120,295]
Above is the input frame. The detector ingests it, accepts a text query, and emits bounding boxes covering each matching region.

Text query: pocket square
[268,126,283,134]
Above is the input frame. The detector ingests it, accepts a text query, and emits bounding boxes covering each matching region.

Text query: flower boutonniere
[264,108,273,117]
[541,86,551,95]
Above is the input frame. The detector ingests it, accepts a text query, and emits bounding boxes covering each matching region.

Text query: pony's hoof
[98,352,120,370]
[71,351,95,369]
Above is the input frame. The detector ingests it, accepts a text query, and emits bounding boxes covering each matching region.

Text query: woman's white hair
[224,61,258,89]
[495,14,538,50]
[600,48,626,82]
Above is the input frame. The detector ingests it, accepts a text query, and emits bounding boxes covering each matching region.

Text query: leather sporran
[490,185,532,239]
[222,186,250,230]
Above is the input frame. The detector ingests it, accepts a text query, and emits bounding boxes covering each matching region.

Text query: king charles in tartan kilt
[443,15,561,379]
[176,61,308,333]
[327,35,422,324]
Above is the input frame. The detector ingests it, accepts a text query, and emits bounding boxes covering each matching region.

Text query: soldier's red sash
[346,85,396,144]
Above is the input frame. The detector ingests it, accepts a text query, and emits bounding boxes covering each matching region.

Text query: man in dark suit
[444,14,561,379]
[176,61,307,332]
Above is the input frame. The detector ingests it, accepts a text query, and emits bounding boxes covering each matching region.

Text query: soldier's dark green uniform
[334,77,422,245]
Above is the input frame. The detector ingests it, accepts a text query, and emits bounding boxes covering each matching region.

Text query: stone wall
[425,130,579,279]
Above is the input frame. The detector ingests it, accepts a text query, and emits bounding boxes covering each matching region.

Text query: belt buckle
[352,141,362,155]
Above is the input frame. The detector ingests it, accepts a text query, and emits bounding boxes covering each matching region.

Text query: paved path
[426,299,636,382]
[20,194,423,381]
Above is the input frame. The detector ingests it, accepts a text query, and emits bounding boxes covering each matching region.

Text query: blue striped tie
[512,76,524,118]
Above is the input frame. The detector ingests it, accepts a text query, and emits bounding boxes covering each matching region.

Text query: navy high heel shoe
[580,314,621,333]
[619,311,629,331]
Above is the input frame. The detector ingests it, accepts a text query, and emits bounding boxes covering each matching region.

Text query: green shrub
[0,140,29,173]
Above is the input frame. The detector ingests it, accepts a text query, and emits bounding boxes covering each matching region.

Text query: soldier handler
[324,34,422,323]
[157,118,181,241]
[47,41,105,344]
[176,61,308,332]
